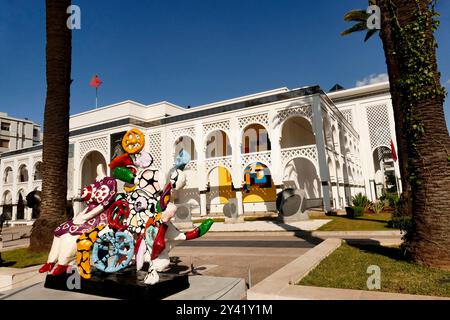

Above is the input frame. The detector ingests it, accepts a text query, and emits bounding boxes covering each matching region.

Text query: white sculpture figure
[39,164,117,276]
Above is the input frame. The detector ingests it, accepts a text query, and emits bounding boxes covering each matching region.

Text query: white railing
[281,145,318,167]
[241,150,272,168]
[185,160,198,171]
[205,156,233,172]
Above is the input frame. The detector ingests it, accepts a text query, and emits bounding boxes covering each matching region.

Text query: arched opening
[207,166,236,214]
[174,136,197,161]
[339,131,346,155]
[342,165,351,205]
[17,190,25,220]
[205,130,231,159]
[331,126,338,150]
[327,158,334,181]
[281,117,315,149]
[284,158,321,199]
[81,151,107,188]
[323,117,333,147]
[345,136,350,154]
[33,162,43,181]
[373,146,397,195]
[336,161,343,208]
[18,164,29,182]
[172,136,200,214]
[28,190,41,219]
[243,162,276,211]
[242,124,271,154]
[3,167,13,184]
[1,191,13,220]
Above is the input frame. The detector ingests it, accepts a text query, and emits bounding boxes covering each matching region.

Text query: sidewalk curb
[0,265,45,292]
[312,230,402,237]
[247,238,342,300]
[247,238,449,300]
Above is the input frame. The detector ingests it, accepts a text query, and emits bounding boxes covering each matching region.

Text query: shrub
[387,216,412,231]
[352,193,370,209]
[371,201,385,214]
[353,206,364,218]
[379,192,399,209]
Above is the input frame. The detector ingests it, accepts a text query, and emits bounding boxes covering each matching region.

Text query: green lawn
[299,243,450,297]
[317,212,396,231]
[0,248,48,269]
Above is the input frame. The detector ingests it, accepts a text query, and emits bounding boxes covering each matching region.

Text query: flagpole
[95,87,98,109]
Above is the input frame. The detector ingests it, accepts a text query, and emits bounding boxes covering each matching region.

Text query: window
[1,123,10,131]
[0,139,9,148]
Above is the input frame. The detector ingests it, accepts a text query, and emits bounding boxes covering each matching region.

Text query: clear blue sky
[1,0,449,130]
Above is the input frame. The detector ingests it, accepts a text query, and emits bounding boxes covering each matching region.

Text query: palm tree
[343,0,450,269]
[341,0,378,42]
[30,0,72,252]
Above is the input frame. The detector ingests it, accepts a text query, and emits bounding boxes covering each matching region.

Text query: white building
[0,81,400,225]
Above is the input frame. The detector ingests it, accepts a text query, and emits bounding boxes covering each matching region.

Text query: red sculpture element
[38,262,55,273]
[52,264,69,276]
[151,224,168,261]
[184,228,200,240]
[109,153,134,170]
[107,200,131,231]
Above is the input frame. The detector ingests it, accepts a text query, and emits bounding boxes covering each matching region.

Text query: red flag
[390,140,398,162]
[90,75,103,88]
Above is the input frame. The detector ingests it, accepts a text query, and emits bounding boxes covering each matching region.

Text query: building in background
[0,81,399,225]
[0,112,41,154]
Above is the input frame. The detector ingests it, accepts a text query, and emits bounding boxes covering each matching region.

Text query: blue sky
[1,0,449,130]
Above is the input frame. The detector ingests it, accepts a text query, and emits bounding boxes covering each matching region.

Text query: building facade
[0,112,41,154]
[0,82,400,225]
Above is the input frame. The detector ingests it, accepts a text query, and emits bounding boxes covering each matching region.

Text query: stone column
[12,205,17,222]
[312,97,332,212]
[200,191,207,217]
[269,109,283,186]
[26,207,33,221]
[235,189,244,216]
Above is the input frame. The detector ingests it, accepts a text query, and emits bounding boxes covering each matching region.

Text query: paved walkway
[171,231,316,286]
[209,219,331,232]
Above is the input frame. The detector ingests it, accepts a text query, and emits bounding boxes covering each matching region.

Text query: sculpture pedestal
[44,267,189,300]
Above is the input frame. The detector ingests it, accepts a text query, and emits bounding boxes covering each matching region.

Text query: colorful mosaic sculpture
[39,128,214,285]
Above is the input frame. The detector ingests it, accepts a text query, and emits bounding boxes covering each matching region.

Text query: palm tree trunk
[378,0,450,269]
[30,0,72,252]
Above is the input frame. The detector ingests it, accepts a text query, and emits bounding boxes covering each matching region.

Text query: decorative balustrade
[185,160,198,171]
[205,156,233,173]
[281,145,318,168]
[241,150,272,168]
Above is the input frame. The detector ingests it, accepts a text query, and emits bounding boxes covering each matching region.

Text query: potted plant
[348,193,370,219]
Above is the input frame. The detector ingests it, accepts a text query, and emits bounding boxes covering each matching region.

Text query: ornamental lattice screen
[148,132,162,169]
[366,104,392,151]
[341,109,353,125]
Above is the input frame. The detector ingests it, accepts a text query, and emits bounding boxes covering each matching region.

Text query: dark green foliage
[380,192,400,208]
[388,216,412,230]
[353,206,365,218]
[352,193,370,208]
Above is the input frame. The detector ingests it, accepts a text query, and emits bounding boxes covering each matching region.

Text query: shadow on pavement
[269,221,324,246]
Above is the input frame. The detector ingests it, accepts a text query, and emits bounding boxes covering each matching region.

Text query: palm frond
[364,29,379,42]
[341,21,368,36]
[344,10,369,22]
